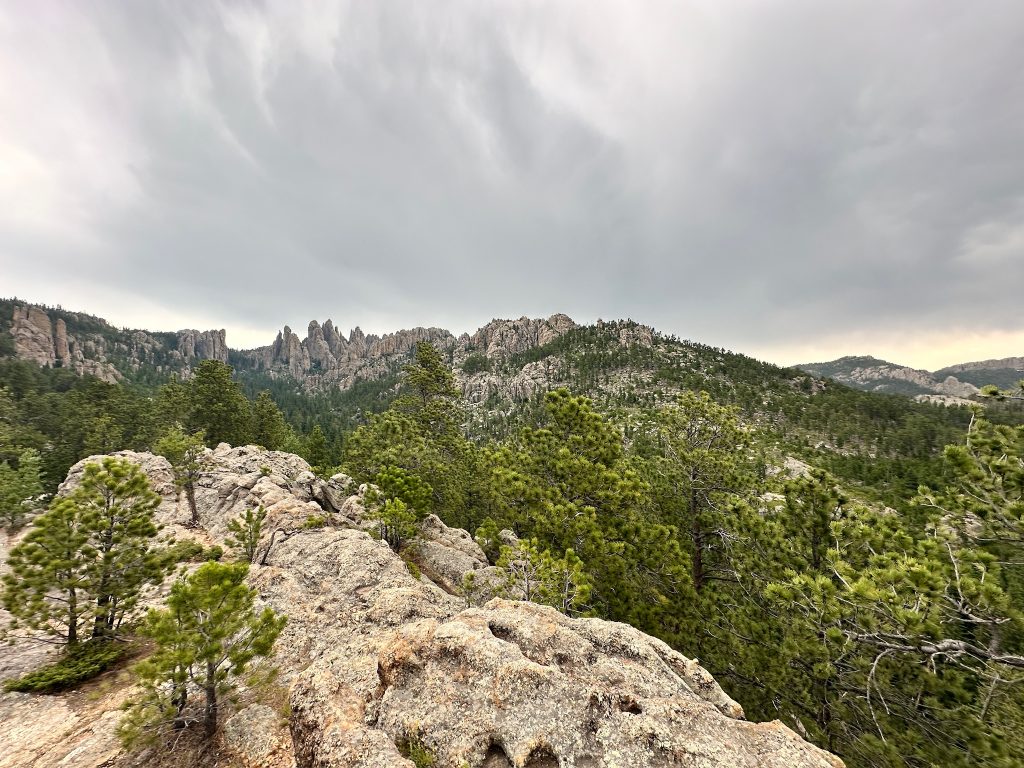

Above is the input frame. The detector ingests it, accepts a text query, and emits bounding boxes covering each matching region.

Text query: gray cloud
[1,0,1022,364]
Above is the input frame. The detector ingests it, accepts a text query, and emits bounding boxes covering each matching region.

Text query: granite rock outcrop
[6,302,227,382]
[0,445,843,768]
[236,314,578,394]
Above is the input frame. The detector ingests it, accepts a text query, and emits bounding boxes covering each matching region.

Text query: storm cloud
[2,1,1022,367]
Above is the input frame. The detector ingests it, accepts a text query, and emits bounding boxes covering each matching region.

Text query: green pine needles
[2,456,165,646]
[120,561,286,743]
[227,505,266,563]
[0,447,44,530]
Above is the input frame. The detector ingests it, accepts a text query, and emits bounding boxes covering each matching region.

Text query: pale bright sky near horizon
[2,1,1023,370]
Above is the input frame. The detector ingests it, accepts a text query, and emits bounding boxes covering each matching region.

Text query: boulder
[413,514,489,592]
[223,704,293,768]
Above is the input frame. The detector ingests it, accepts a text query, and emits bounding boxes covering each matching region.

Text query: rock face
[175,328,228,363]
[0,446,843,768]
[798,355,980,398]
[937,356,1024,375]
[234,314,578,394]
[465,314,576,359]
[4,301,579,399]
[457,319,662,408]
[5,302,227,382]
[459,359,561,405]
[238,315,574,393]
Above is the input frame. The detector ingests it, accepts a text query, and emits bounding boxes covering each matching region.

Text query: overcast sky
[2,1,1023,369]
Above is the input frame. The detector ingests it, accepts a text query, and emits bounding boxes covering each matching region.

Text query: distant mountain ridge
[0,299,227,384]
[797,354,1024,398]
[0,298,579,392]
[5,298,1019,404]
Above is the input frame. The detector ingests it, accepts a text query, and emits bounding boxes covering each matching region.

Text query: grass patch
[399,736,436,767]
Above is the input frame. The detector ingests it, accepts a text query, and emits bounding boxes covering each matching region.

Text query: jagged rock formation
[241,322,457,388]
[798,355,980,398]
[4,302,227,382]
[0,446,843,768]
[237,314,578,393]
[175,328,229,363]
[457,319,660,406]
[462,314,576,359]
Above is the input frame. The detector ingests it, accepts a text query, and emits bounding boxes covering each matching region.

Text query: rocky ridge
[236,314,578,393]
[797,355,980,398]
[4,302,227,382]
[4,300,579,394]
[0,445,843,768]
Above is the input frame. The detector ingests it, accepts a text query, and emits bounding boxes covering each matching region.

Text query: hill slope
[796,355,980,397]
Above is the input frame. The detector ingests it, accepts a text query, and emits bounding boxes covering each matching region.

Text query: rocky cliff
[4,300,581,394]
[0,445,843,768]
[3,301,227,382]
[235,314,578,393]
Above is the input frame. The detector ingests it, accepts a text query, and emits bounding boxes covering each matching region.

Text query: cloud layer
[2,1,1022,367]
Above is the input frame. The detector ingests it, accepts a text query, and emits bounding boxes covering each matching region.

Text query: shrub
[399,737,436,768]
[159,540,224,568]
[227,506,266,562]
[4,640,124,693]
[372,498,418,550]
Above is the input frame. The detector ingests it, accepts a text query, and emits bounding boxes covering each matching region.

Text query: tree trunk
[186,482,199,527]
[690,470,705,592]
[172,676,188,730]
[93,514,116,639]
[92,593,111,640]
[204,661,218,737]
[67,587,78,646]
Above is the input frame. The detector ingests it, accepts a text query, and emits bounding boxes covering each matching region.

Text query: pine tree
[154,426,206,526]
[251,391,294,451]
[226,506,266,563]
[371,497,419,551]
[751,456,1024,766]
[187,361,252,447]
[152,376,192,433]
[304,424,332,471]
[474,517,502,564]
[396,341,460,437]
[0,447,44,529]
[343,343,479,530]
[121,561,286,741]
[496,538,591,615]
[646,390,753,593]
[487,389,685,627]
[2,457,165,645]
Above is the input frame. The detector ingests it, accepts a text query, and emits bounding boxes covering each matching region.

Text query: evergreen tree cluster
[334,341,1024,768]
[1,455,285,741]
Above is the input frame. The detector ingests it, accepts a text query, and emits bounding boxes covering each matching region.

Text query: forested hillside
[3,311,1024,767]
